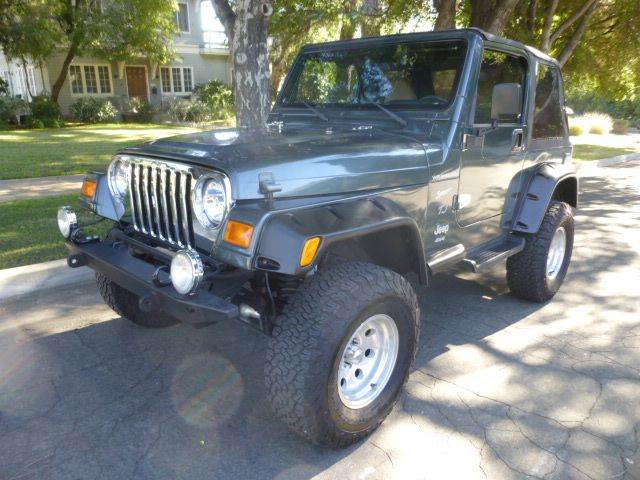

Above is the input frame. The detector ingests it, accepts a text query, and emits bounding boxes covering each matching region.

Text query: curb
[0,258,93,303]
[595,151,640,167]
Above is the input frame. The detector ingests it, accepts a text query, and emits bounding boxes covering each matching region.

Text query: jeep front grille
[128,159,194,249]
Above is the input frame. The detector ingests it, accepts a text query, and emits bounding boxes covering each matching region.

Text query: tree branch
[541,0,559,51]
[549,0,599,46]
[210,0,236,41]
[557,0,599,67]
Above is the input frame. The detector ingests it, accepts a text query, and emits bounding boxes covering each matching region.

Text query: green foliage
[569,124,584,136]
[30,95,61,121]
[123,98,155,123]
[612,119,630,135]
[185,101,213,123]
[71,97,118,123]
[0,96,29,125]
[193,80,234,120]
[565,90,640,126]
[0,77,9,95]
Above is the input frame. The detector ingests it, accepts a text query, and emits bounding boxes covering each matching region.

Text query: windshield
[280,40,467,111]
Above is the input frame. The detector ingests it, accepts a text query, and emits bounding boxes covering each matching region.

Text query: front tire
[507,201,574,302]
[95,273,177,328]
[265,262,420,447]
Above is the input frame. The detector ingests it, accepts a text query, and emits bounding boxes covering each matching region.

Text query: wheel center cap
[344,345,364,364]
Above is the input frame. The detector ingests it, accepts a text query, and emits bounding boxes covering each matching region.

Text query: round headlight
[192,174,229,229]
[170,250,204,295]
[57,206,78,239]
[108,157,130,199]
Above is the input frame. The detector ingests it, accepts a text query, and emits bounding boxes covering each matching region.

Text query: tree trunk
[434,0,457,30]
[232,0,272,129]
[212,0,273,129]
[557,1,599,67]
[540,0,559,51]
[51,44,77,104]
[469,0,520,35]
[361,0,382,37]
[340,0,358,40]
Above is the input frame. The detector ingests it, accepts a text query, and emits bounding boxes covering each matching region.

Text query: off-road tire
[507,201,574,302]
[95,272,177,328]
[265,262,420,447]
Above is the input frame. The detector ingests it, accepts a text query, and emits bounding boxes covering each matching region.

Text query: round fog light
[170,250,204,295]
[57,206,78,239]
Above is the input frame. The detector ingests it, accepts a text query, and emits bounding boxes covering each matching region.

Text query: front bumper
[66,238,239,328]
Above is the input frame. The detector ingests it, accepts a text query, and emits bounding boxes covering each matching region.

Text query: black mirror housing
[491,83,522,123]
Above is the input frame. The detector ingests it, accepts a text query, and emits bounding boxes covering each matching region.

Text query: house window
[98,66,111,94]
[176,2,189,32]
[68,64,112,96]
[69,65,83,94]
[160,66,194,94]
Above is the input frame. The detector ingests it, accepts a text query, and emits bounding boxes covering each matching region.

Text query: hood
[126,125,437,200]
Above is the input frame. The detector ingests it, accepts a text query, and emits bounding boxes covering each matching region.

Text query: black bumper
[66,240,239,328]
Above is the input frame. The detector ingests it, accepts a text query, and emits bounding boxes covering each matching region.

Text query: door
[125,66,148,101]
[456,48,528,227]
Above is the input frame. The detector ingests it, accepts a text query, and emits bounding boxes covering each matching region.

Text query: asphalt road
[1,161,639,480]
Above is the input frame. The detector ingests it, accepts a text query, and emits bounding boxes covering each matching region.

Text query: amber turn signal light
[224,220,254,248]
[81,178,97,199]
[300,237,321,267]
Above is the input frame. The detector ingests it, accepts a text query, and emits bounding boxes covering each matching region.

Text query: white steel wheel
[337,314,399,409]
[546,226,567,280]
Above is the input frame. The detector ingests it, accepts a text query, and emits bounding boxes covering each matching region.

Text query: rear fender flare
[512,163,577,234]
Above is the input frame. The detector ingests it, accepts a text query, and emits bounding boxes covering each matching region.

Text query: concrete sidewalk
[0,174,85,203]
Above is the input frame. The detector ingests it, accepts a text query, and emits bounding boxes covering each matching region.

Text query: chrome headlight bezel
[191,172,231,230]
[107,156,131,200]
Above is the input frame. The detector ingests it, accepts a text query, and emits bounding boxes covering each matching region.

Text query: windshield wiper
[301,101,329,122]
[365,101,408,127]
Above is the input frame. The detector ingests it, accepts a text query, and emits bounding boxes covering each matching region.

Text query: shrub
[30,95,61,121]
[71,97,118,123]
[124,98,155,123]
[0,96,29,125]
[167,98,191,122]
[193,80,234,120]
[569,124,583,136]
[0,78,9,96]
[612,119,629,135]
[569,112,612,135]
[185,100,213,123]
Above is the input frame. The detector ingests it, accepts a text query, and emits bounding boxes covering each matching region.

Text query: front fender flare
[255,195,427,282]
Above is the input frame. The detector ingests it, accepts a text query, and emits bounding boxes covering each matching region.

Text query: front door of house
[126,66,148,101]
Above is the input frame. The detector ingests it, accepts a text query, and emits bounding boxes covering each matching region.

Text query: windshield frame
[276,37,470,115]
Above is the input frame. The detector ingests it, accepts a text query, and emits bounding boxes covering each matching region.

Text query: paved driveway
[1,162,639,480]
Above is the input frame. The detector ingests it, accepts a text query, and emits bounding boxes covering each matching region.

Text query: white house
[2,0,231,115]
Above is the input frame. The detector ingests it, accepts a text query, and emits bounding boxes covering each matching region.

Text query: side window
[474,49,527,124]
[533,64,565,138]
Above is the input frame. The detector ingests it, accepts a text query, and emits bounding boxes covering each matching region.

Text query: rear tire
[95,273,177,328]
[265,262,420,447]
[507,201,574,302]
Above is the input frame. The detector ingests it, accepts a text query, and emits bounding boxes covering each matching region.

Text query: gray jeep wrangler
[59,28,577,447]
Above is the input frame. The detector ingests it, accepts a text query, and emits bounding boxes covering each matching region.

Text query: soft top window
[280,40,467,111]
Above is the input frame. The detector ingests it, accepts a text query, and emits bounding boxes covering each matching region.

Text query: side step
[463,236,525,272]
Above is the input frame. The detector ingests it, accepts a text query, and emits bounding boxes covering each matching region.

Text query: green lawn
[0,194,112,269]
[0,123,204,180]
[572,144,637,161]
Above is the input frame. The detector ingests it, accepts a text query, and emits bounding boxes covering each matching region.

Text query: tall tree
[211,0,273,129]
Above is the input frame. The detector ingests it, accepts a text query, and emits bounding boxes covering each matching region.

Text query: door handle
[511,128,525,152]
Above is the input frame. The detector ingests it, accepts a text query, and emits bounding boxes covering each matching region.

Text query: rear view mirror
[491,83,522,123]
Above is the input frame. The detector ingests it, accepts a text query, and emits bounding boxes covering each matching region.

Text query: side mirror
[491,83,522,123]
